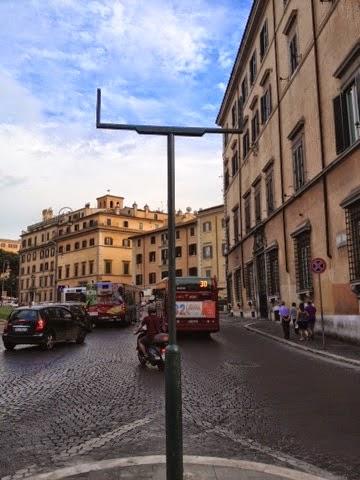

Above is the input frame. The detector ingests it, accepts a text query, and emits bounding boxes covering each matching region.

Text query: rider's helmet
[148,303,157,314]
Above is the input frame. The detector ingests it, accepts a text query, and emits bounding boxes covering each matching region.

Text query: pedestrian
[279,301,291,340]
[273,302,280,322]
[305,300,317,340]
[290,302,298,334]
[297,303,309,341]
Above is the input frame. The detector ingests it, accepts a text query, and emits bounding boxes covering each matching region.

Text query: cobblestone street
[0,317,359,479]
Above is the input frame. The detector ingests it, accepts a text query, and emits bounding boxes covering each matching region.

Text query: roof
[197,204,224,215]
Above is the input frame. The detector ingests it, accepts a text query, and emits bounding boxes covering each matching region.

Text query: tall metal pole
[318,273,325,350]
[165,133,183,480]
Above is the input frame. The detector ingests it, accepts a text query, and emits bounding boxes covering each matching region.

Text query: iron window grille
[245,262,254,300]
[234,268,243,305]
[266,249,280,296]
[294,231,312,292]
[344,199,360,282]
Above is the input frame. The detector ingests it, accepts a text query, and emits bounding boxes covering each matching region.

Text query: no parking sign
[311,257,327,274]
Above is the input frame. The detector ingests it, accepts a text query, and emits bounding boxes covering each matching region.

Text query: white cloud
[217,82,226,92]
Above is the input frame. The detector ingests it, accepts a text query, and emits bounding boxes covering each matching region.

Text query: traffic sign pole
[318,274,325,349]
[311,258,327,350]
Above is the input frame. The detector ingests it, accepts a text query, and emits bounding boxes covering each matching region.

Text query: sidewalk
[245,320,360,367]
[23,455,334,480]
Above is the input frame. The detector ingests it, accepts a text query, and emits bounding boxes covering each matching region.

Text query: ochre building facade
[217,0,360,340]
[131,205,226,296]
[0,239,20,254]
[18,195,167,304]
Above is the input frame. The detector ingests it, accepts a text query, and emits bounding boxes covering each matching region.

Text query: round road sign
[311,257,327,274]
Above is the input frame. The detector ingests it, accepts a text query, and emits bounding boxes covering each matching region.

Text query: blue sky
[0,0,251,237]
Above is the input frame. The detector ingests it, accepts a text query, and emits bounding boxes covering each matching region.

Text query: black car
[52,302,94,332]
[2,305,88,351]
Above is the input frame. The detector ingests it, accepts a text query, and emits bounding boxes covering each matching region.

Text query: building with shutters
[217,0,360,340]
[0,239,20,254]
[18,195,167,304]
[131,205,226,297]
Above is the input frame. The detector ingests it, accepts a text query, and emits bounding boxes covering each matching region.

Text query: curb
[245,323,360,368]
[21,455,333,480]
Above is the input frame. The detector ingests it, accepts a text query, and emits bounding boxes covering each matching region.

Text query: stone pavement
[245,319,360,366]
[23,456,333,480]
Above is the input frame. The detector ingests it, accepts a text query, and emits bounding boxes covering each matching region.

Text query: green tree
[0,249,19,299]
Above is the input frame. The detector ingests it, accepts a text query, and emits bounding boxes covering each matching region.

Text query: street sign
[311,257,327,274]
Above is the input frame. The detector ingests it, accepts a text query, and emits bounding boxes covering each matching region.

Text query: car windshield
[10,309,38,321]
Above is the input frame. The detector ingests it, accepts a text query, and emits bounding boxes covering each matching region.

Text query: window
[22,240,26,248]
[74,224,79,231]
[137,239,141,247]
[21,280,24,290]
[123,221,129,228]
[75,242,80,250]
[58,246,64,254]
[123,239,131,247]
[104,260,112,274]
[294,230,312,292]
[261,86,272,124]
[189,267,198,276]
[39,277,43,288]
[74,263,79,277]
[58,266,62,280]
[151,236,156,244]
[82,240,87,248]
[20,267,24,275]
[65,265,70,278]
[161,271,168,279]
[32,252,36,260]
[26,278,29,289]
[81,262,86,276]
[175,246,182,258]
[136,274,143,285]
[44,262,49,271]
[27,266,30,274]
[161,233,168,244]
[161,249,168,265]
[40,263,43,272]
[203,221,212,232]
[190,227,195,236]
[333,73,360,154]
[224,168,230,191]
[89,238,95,246]
[104,237,113,246]
[83,222,87,229]
[289,33,299,76]
[27,238,32,247]
[260,20,268,60]
[266,249,280,296]
[136,254,143,264]
[234,268,242,305]
[66,244,71,252]
[233,207,239,243]
[342,197,360,282]
[231,101,238,128]
[204,269,211,278]
[51,248,55,256]
[241,76,248,102]
[89,220,94,227]
[292,135,306,191]
[189,244,197,256]
[123,261,130,275]
[244,194,251,232]
[149,251,156,262]
[231,151,239,176]
[243,129,250,158]
[41,234,45,242]
[89,261,94,275]
[203,245,213,259]
[40,250,44,259]
[176,230,180,239]
[266,168,275,214]
[251,110,260,143]
[249,51,257,85]
[107,218,111,226]
[245,262,254,300]
[32,265,36,273]
[149,272,156,284]
[66,226,71,234]
[50,261,54,271]
[254,183,261,224]
[176,269,183,277]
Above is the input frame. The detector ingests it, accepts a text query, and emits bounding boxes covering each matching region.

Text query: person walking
[297,303,309,341]
[290,302,298,335]
[279,301,291,339]
[305,300,317,340]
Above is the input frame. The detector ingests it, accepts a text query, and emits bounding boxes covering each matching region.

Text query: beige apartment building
[0,239,20,254]
[217,0,360,340]
[18,194,167,304]
[131,205,226,296]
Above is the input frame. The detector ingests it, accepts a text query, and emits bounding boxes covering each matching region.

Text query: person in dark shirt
[135,303,163,357]
[305,301,317,340]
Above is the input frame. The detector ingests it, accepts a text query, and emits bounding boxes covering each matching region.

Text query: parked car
[2,305,88,351]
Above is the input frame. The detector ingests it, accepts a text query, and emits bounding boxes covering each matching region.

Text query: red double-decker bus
[152,276,219,333]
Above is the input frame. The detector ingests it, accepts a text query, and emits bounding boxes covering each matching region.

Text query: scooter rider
[134,303,163,358]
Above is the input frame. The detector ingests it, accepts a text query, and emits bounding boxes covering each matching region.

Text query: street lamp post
[96,88,242,480]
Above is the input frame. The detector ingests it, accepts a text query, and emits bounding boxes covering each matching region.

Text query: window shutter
[238,96,244,129]
[260,96,265,124]
[333,95,345,154]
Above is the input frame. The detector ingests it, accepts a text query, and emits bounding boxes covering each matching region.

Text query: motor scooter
[137,330,168,371]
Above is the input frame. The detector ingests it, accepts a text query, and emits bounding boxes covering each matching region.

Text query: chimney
[133,202,138,216]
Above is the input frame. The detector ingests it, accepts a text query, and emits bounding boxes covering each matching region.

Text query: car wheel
[41,333,55,351]
[3,342,15,351]
[75,329,86,344]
